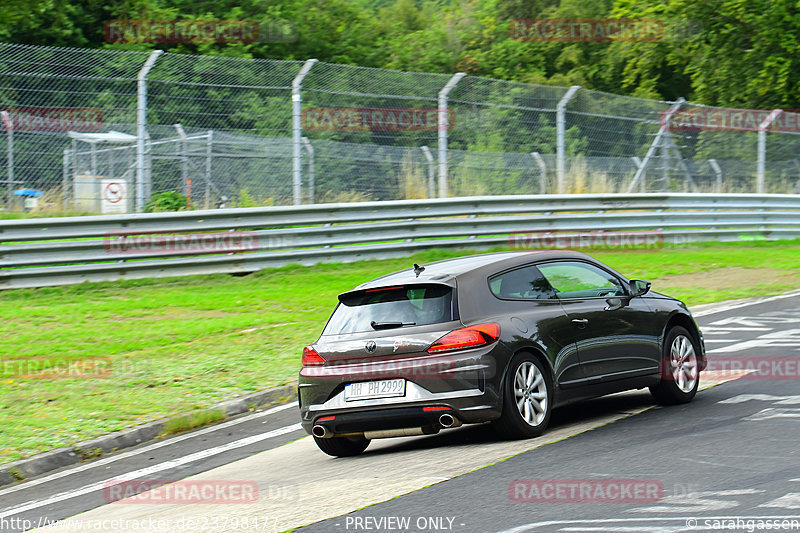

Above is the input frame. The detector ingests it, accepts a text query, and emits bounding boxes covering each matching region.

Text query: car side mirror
[630,279,651,297]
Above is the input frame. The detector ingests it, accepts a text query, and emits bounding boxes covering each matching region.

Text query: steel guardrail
[2,193,799,290]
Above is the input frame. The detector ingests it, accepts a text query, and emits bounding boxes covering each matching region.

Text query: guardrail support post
[292,59,318,205]
[531,152,547,194]
[757,109,782,194]
[420,146,435,198]
[556,86,580,194]
[438,73,466,198]
[627,98,685,193]
[136,50,163,212]
[302,137,314,204]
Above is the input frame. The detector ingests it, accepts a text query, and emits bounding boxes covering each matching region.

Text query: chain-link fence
[1,41,799,213]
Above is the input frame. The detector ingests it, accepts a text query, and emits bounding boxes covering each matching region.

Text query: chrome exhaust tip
[312,425,329,438]
[439,413,460,428]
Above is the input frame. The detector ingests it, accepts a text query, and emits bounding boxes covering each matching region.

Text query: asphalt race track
[2,289,799,533]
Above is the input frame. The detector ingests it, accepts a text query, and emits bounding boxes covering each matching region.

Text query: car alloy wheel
[514,361,548,426]
[650,326,700,405]
[669,334,698,393]
[493,353,552,439]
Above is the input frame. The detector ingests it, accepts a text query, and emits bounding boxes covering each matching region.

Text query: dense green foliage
[1,0,798,108]
[144,190,188,212]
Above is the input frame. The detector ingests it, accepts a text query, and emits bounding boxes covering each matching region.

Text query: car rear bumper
[298,344,512,436]
[300,400,499,436]
[298,376,500,435]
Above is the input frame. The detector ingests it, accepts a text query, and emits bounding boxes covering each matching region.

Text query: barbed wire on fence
[0,41,798,214]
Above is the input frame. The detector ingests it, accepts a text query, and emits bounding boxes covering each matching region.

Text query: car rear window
[323,284,454,335]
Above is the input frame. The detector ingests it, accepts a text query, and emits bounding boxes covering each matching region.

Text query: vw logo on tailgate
[365,340,377,353]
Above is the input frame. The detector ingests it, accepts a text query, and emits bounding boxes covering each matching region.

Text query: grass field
[2,241,800,466]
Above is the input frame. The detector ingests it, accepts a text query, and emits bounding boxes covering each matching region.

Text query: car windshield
[323,284,454,335]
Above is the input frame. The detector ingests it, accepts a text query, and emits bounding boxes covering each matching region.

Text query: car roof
[351,250,600,290]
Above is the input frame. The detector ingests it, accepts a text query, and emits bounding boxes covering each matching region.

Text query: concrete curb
[0,383,297,488]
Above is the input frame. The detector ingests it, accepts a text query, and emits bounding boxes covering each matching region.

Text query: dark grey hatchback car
[298,251,706,456]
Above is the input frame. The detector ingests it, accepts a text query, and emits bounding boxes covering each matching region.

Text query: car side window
[489,265,556,300]
[537,261,626,299]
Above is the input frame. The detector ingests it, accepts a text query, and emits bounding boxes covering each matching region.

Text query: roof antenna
[413,263,425,277]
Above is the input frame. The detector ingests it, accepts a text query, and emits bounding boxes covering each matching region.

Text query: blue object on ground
[14,189,44,198]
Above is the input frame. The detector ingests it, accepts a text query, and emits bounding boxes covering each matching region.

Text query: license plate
[345,379,406,401]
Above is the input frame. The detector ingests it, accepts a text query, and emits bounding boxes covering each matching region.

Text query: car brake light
[427,323,500,354]
[302,346,326,366]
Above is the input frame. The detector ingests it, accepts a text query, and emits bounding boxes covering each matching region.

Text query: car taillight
[427,323,500,354]
[302,345,326,366]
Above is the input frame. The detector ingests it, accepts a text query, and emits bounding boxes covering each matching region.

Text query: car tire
[313,434,370,457]
[650,326,700,405]
[492,352,552,439]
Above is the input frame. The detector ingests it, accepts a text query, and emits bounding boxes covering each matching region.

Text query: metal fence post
[292,59,317,205]
[631,156,644,192]
[793,159,800,194]
[438,73,466,198]
[708,159,723,193]
[627,98,685,193]
[204,130,213,209]
[62,148,70,208]
[302,137,314,204]
[757,109,783,193]
[136,50,163,212]
[556,86,580,194]
[0,111,13,208]
[530,152,547,194]
[420,146,435,198]
[174,124,190,206]
[660,140,670,191]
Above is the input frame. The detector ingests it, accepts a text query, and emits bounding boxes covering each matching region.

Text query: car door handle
[571,318,589,328]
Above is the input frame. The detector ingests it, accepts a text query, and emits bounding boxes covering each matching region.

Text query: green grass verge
[1,240,800,464]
